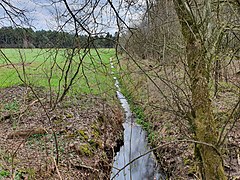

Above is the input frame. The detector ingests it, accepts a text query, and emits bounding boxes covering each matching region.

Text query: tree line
[0,26,116,48]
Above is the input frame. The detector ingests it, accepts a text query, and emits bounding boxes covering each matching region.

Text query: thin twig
[52,157,63,180]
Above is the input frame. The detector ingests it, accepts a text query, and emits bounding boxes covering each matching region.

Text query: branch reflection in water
[110,58,164,180]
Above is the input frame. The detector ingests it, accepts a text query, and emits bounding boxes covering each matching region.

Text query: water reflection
[110,59,164,180]
[111,122,162,180]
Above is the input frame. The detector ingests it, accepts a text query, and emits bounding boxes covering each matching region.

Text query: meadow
[0,48,116,96]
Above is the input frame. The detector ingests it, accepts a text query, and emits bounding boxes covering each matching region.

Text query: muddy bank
[0,86,123,179]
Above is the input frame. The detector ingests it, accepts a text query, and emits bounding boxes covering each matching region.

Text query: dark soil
[0,86,123,179]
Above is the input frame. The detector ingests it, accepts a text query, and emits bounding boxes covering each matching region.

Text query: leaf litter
[0,85,124,179]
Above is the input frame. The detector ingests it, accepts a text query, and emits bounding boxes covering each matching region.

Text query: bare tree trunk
[173,0,226,179]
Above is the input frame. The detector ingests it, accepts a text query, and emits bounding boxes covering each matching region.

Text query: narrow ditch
[110,58,165,180]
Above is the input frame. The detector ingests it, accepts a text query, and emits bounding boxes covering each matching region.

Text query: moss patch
[78,143,93,156]
[77,130,89,140]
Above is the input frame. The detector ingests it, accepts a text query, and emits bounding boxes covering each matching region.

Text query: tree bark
[173,0,226,179]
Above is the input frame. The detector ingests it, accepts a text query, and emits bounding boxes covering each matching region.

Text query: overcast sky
[0,0,58,30]
[0,0,145,33]
[0,0,68,30]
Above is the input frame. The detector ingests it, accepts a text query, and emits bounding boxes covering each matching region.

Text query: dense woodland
[0,26,116,48]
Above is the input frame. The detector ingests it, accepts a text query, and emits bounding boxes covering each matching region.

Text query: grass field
[0,48,116,96]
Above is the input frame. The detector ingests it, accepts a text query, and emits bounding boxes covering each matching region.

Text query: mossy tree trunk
[173,0,226,179]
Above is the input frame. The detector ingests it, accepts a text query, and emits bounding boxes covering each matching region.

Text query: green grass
[3,101,19,111]
[0,48,116,96]
[0,169,10,179]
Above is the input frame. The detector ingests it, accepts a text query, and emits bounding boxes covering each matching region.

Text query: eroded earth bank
[0,86,123,179]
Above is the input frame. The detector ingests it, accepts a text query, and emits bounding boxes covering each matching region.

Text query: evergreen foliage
[0,27,116,48]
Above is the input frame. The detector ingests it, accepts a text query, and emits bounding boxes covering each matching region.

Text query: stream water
[110,59,164,180]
